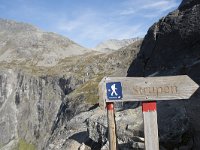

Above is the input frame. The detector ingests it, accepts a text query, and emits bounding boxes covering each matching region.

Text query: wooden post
[107,102,117,150]
[99,76,199,150]
[142,101,159,150]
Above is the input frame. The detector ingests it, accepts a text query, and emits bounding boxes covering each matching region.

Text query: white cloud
[142,1,169,9]
[119,9,137,15]
[57,18,84,32]
[119,0,179,16]
[143,13,160,18]
[1,0,180,47]
[142,0,179,11]
[54,9,145,47]
[51,0,180,47]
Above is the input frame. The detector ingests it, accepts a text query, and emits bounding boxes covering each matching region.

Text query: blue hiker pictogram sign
[106,82,123,100]
[99,76,199,150]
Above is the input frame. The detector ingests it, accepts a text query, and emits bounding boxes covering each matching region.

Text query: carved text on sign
[133,86,178,97]
[99,75,199,102]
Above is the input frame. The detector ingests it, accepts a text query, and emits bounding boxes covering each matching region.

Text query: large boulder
[87,107,144,150]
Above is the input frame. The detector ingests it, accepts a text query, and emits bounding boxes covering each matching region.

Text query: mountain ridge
[94,37,141,52]
[0,18,143,150]
[0,18,93,67]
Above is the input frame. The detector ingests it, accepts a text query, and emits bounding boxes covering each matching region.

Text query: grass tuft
[16,139,36,150]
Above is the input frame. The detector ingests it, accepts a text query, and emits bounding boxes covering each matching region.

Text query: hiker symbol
[106,82,123,100]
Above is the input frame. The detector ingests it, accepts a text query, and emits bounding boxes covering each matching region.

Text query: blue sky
[0,0,182,48]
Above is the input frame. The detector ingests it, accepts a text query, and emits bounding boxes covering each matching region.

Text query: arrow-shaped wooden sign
[99,75,199,150]
[99,75,199,103]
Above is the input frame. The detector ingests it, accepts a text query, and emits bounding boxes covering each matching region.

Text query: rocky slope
[85,0,200,150]
[4,0,200,148]
[95,38,140,52]
[45,41,142,150]
[0,19,91,67]
[127,0,200,149]
[0,18,142,150]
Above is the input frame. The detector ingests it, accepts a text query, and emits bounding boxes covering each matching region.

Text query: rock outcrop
[0,18,142,150]
[87,107,144,150]
[86,0,200,150]
[45,40,142,150]
[0,69,62,150]
[127,0,200,149]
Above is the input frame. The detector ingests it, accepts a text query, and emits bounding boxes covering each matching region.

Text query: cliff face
[45,40,142,150]
[128,0,200,77]
[0,19,142,150]
[3,0,200,148]
[0,69,62,150]
[128,0,200,149]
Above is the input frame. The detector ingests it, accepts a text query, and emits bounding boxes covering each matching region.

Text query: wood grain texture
[99,75,199,102]
[143,107,159,150]
[107,103,118,150]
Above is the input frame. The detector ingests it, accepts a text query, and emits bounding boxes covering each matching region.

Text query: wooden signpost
[99,75,199,150]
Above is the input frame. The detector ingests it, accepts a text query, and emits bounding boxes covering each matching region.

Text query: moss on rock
[16,139,36,150]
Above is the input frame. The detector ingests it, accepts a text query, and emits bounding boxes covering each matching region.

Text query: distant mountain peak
[94,37,141,52]
[0,19,93,67]
[0,18,39,32]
